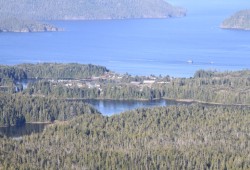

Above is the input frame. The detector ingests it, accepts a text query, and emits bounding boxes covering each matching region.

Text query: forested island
[0,18,61,33]
[0,63,249,169]
[221,10,250,30]
[0,0,186,20]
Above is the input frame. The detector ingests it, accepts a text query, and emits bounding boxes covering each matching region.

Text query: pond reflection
[84,99,187,116]
[0,123,49,138]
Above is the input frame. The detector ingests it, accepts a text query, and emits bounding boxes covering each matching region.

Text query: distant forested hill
[0,18,61,33]
[0,0,186,20]
[221,10,250,30]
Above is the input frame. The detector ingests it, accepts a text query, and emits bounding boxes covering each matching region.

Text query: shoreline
[26,121,51,124]
[163,98,250,107]
[67,97,250,107]
[0,122,51,128]
[1,98,249,129]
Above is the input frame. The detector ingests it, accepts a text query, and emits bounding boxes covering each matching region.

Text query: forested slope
[0,63,108,127]
[0,0,186,20]
[1,64,250,105]
[0,18,60,33]
[0,94,100,127]
[1,104,249,169]
[0,63,109,80]
[16,63,109,79]
[221,10,250,30]
[24,69,250,105]
[0,63,109,93]
[0,63,250,169]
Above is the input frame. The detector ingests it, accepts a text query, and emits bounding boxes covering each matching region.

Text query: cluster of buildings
[47,72,171,90]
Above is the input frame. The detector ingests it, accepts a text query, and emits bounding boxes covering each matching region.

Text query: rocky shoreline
[0,18,62,33]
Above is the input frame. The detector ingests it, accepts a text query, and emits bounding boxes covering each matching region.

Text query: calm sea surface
[0,2,250,77]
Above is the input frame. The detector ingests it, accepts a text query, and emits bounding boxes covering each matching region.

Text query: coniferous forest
[1,105,250,169]
[0,63,249,169]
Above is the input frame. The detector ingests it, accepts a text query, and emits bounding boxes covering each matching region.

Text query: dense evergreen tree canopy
[0,63,109,80]
[16,63,109,79]
[24,68,250,105]
[0,94,100,127]
[1,104,249,169]
[0,63,249,169]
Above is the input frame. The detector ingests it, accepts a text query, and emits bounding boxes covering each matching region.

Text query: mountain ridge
[0,0,186,20]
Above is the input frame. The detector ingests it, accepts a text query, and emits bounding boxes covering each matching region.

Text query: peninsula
[0,0,186,33]
[0,18,61,33]
[221,10,250,30]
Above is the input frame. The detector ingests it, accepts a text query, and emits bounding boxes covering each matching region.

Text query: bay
[0,1,250,77]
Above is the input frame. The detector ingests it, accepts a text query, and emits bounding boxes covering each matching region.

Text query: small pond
[0,123,49,138]
[84,99,190,116]
[0,99,190,138]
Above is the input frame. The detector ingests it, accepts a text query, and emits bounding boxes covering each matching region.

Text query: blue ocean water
[0,1,250,77]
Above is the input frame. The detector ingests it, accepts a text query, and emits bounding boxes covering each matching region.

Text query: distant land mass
[0,0,186,20]
[221,10,250,30]
[0,18,61,33]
